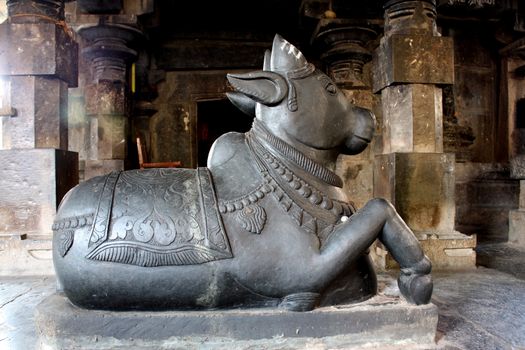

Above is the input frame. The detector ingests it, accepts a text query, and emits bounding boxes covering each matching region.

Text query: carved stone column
[78,23,141,179]
[501,38,525,247]
[0,0,79,275]
[372,0,476,269]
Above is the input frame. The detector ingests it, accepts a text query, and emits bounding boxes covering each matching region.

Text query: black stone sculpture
[52,34,432,311]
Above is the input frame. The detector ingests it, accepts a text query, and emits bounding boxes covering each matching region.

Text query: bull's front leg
[320,198,432,305]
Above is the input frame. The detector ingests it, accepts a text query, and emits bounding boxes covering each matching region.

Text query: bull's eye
[325,82,337,95]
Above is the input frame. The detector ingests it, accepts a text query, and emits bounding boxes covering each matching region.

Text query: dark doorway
[516,98,525,129]
[197,99,254,167]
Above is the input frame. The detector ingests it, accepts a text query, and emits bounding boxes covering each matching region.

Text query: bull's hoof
[279,292,320,311]
[397,256,433,305]
[398,273,433,305]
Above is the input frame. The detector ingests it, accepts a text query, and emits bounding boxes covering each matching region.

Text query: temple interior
[0,0,524,349]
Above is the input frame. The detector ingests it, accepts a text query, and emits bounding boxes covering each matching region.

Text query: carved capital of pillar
[314,19,378,89]
[383,0,438,36]
[7,0,66,22]
[373,0,453,93]
[78,24,142,83]
[1,0,78,86]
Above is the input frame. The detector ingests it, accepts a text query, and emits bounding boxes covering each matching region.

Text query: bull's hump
[208,132,263,202]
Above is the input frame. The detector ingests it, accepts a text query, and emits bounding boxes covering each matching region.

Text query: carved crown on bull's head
[226,34,376,156]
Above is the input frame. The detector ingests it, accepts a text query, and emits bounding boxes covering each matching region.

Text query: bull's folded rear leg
[373,199,432,305]
[320,198,432,305]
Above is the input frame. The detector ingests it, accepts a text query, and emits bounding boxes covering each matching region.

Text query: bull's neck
[249,119,343,188]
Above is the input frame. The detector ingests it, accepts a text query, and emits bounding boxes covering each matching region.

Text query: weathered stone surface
[451,60,497,162]
[0,22,78,86]
[510,155,525,179]
[518,180,525,209]
[374,153,456,234]
[35,293,438,349]
[84,159,124,179]
[85,81,126,116]
[336,157,373,209]
[0,149,78,236]
[2,76,68,150]
[67,94,89,161]
[88,114,127,160]
[373,34,454,93]
[0,236,53,276]
[381,84,443,153]
[455,163,519,243]
[433,268,525,349]
[385,234,476,270]
[509,210,525,247]
[477,243,525,280]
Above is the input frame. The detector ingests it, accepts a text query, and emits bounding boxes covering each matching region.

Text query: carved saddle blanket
[86,168,232,267]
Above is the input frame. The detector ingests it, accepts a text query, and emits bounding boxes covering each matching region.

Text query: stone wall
[443,29,499,162]
[150,70,250,168]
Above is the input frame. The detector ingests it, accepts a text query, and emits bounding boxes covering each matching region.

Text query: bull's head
[226,34,375,156]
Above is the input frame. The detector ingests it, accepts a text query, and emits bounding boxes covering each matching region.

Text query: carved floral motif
[85,168,232,267]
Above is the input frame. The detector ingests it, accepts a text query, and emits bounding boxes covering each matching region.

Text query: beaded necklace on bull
[220,67,355,244]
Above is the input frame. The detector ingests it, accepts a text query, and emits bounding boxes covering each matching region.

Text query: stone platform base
[36,293,438,349]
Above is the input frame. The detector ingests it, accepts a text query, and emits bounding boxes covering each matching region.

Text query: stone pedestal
[36,293,438,349]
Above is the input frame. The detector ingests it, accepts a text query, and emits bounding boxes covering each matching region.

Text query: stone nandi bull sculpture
[52,35,432,311]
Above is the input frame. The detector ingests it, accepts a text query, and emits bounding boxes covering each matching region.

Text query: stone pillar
[501,39,525,247]
[78,23,141,179]
[314,19,379,209]
[0,0,79,275]
[372,0,476,270]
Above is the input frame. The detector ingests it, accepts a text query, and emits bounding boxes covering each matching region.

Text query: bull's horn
[270,34,308,73]
[226,92,256,117]
[226,71,288,106]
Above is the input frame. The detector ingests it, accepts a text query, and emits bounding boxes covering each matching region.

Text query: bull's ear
[226,71,287,106]
[226,92,256,117]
